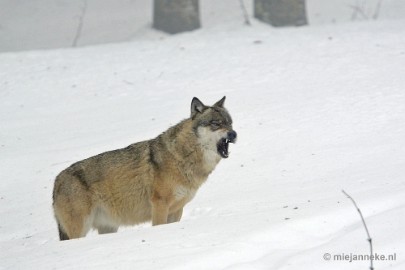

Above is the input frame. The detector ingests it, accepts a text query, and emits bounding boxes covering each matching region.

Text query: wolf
[52,96,237,240]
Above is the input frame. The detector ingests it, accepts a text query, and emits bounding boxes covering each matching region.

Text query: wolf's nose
[227,130,237,142]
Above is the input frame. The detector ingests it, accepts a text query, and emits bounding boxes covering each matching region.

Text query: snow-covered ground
[1,3,405,269]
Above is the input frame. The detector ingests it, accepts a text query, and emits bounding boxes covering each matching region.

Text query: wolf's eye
[210,121,221,128]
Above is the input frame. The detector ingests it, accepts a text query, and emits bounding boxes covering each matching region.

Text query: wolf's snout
[227,130,237,143]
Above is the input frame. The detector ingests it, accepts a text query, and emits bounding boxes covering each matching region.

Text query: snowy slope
[1,20,405,269]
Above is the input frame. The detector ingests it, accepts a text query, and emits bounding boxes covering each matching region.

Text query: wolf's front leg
[151,195,169,226]
[168,208,183,223]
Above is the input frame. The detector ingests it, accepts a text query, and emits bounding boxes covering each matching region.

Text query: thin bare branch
[342,190,374,270]
[238,0,251,26]
[72,0,88,47]
[372,0,384,20]
[349,5,369,20]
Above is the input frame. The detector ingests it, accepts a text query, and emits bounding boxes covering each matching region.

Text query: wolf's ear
[214,96,226,108]
[191,97,207,118]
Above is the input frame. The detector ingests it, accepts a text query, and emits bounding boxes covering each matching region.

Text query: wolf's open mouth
[217,138,232,158]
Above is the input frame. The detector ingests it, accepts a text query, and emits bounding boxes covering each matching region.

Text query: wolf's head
[191,96,237,159]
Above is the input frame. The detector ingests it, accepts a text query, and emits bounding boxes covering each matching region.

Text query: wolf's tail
[58,223,69,241]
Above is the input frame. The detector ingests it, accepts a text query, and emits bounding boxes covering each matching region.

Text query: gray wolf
[52,96,237,240]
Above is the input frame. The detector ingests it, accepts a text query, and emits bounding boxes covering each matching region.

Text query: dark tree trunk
[254,0,307,27]
[153,0,201,34]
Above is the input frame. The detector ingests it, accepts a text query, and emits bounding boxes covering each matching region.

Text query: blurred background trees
[2,0,403,52]
[153,0,201,34]
[254,0,307,27]
[152,0,307,34]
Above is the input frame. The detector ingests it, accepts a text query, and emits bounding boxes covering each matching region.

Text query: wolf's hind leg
[58,223,70,241]
[97,226,118,234]
[53,171,93,240]
[57,212,92,239]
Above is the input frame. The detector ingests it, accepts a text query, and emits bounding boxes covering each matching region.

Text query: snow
[1,2,405,270]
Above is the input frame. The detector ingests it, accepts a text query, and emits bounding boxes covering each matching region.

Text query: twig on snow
[342,190,374,270]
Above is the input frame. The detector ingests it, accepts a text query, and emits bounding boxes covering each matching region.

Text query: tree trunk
[153,0,201,34]
[254,0,307,27]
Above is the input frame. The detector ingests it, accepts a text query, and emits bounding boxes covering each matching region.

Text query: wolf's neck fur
[159,119,220,185]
